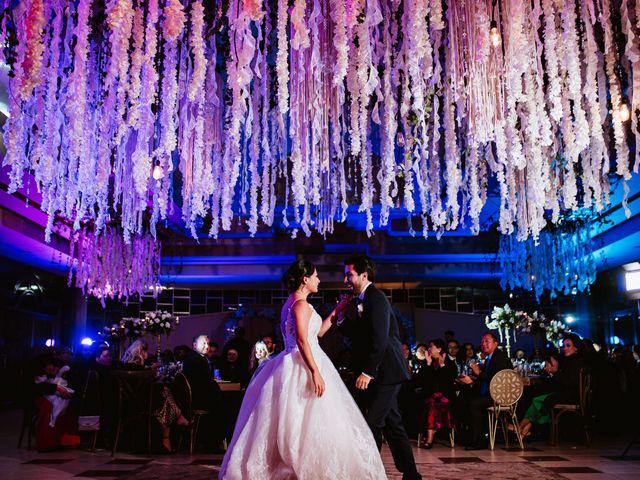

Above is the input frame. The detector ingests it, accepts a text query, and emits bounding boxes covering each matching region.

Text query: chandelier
[68,227,162,305]
[0,0,636,243]
[498,213,599,299]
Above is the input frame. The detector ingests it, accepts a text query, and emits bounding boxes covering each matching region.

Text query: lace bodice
[281,302,321,352]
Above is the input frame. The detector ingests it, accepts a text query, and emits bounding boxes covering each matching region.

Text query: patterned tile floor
[2,409,639,479]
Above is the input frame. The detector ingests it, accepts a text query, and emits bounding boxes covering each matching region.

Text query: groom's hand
[355,373,371,390]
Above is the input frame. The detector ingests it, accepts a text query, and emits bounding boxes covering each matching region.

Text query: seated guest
[93,345,113,370]
[220,347,249,386]
[458,333,513,449]
[398,342,419,438]
[447,339,461,370]
[161,349,175,364]
[402,342,413,374]
[413,343,429,374]
[206,341,221,372]
[120,339,189,452]
[513,334,584,437]
[416,339,458,448]
[223,327,252,373]
[182,335,222,410]
[173,345,192,362]
[182,335,224,448]
[35,362,73,428]
[28,354,80,451]
[262,334,277,355]
[53,346,74,367]
[461,342,477,366]
[249,340,271,377]
[120,339,152,369]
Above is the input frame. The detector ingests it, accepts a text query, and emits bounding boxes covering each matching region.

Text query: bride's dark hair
[282,259,316,292]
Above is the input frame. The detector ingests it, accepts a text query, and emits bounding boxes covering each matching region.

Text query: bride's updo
[282,259,316,292]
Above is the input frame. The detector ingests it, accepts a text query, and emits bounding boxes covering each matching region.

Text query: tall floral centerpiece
[485,304,527,357]
[486,304,571,357]
[141,310,179,360]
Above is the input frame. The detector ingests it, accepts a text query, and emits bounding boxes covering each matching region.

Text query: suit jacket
[182,351,221,410]
[339,284,410,385]
[478,347,513,395]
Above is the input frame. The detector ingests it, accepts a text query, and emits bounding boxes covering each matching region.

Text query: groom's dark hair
[344,254,376,281]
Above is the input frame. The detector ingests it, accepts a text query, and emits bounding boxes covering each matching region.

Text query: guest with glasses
[458,333,513,450]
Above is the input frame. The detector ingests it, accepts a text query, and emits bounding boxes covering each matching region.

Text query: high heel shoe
[161,438,173,454]
[176,415,192,427]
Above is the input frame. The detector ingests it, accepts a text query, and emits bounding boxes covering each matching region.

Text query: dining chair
[77,369,101,451]
[550,368,592,445]
[111,369,155,456]
[487,369,524,450]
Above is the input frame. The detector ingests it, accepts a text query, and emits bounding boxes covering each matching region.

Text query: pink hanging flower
[242,0,264,21]
[20,0,46,100]
[291,0,310,50]
[163,0,186,41]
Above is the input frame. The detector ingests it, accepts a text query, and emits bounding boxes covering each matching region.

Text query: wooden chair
[172,372,211,454]
[17,403,36,450]
[550,368,592,445]
[77,370,101,451]
[111,369,155,456]
[487,369,524,450]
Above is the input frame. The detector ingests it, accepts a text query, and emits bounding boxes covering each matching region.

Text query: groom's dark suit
[339,283,421,480]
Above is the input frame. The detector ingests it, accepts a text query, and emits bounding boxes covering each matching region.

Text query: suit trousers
[365,382,421,480]
[467,394,493,445]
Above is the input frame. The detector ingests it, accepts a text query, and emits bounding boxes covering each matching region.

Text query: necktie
[480,356,491,395]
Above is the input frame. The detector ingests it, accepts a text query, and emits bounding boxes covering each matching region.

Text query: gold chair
[77,370,101,451]
[487,369,524,450]
[550,368,591,445]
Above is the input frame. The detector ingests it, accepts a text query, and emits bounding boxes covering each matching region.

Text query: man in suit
[182,334,224,448]
[182,334,222,410]
[458,332,513,449]
[340,255,421,480]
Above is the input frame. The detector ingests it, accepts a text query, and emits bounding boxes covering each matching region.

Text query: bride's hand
[312,371,325,397]
[334,294,353,315]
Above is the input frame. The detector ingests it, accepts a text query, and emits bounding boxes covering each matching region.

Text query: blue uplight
[80,337,94,347]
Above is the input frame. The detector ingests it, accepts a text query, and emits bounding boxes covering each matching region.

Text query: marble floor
[2,408,640,479]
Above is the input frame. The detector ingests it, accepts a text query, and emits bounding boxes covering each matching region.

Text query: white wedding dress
[219,303,387,479]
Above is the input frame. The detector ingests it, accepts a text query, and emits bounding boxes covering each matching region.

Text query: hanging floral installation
[68,226,162,305]
[498,212,601,299]
[1,0,638,244]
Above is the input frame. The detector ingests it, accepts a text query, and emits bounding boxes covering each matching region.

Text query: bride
[219,259,387,479]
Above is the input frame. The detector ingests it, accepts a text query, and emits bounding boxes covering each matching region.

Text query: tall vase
[504,326,512,358]
[155,334,162,363]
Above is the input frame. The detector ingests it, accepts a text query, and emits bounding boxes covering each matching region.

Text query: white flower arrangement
[142,310,179,335]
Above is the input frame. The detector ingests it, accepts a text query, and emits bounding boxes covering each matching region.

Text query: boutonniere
[357,303,364,316]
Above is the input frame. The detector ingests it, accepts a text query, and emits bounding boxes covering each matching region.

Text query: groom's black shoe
[402,473,422,480]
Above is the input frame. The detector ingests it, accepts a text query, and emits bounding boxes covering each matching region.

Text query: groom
[340,255,421,480]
